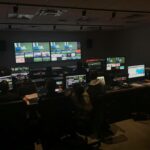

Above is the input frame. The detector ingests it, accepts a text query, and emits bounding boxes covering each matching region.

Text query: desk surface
[107,80,150,94]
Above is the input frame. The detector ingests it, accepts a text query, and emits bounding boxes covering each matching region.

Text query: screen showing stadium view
[50,42,81,61]
[14,42,50,63]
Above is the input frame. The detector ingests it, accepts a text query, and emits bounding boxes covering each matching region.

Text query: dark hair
[45,78,56,95]
[0,80,9,94]
[72,83,84,99]
[89,71,98,80]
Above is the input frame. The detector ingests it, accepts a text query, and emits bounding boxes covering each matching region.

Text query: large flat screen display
[51,42,81,61]
[128,65,145,79]
[106,57,125,71]
[14,42,50,63]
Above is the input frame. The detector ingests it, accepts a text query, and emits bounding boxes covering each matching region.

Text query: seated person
[0,80,19,103]
[45,78,58,97]
[87,71,106,104]
[70,83,92,113]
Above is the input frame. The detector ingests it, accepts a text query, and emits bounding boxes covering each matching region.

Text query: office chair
[0,101,33,150]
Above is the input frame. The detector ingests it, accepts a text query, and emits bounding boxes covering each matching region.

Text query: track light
[80,26,83,30]
[82,10,86,17]
[111,11,116,19]
[13,5,18,13]
[8,25,12,29]
[99,26,102,30]
[53,25,56,30]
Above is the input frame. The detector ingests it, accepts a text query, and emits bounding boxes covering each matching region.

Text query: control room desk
[102,81,150,122]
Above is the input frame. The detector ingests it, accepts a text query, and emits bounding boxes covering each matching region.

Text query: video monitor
[66,74,86,88]
[0,75,13,90]
[128,65,145,79]
[14,42,50,63]
[51,42,81,61]
[106,57,125,71]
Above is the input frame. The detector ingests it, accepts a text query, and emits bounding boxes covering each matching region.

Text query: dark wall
[0,31,113,68]
[111,25,150,67]
[1,26,149,68]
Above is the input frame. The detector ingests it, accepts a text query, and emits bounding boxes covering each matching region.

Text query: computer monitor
[51,42,81,61]
[0,75,13,90]
[106,57,125,71]
[66,74,86,88]
[128,65,145,79]
[97,76,105,85]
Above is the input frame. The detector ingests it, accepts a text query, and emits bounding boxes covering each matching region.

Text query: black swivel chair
[0,101,33,150]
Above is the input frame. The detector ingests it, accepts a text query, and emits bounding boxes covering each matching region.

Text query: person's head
[72,83,84,97]
[89,71,98,80]
[45,78,57,95]
[76,61,83,69]
[0,80,9,94]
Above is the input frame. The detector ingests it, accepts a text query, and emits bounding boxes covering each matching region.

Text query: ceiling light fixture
[82,10,86,17]
[53,25,56,30]
[8,24,12,29]
[80,26,83,30]
[99,26,102,30]
[111,11,116,19]
[13,5,18,13]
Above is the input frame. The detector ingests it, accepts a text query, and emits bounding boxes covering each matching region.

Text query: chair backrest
[0,101,26,129]
[39,95,73,137]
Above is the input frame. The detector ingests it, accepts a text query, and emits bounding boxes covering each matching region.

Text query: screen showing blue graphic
[128,65,145,79]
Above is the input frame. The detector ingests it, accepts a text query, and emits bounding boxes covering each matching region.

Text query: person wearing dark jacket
[87,71,108,139]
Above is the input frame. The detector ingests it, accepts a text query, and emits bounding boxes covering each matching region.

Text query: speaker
[0,41,6,51]
[87,39,93,48]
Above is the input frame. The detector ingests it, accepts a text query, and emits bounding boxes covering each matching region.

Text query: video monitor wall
[128,65,145,79]
[14,42,50,63]
[51,42,81,61]
[106,57,125,71]
[14,41,81,63]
